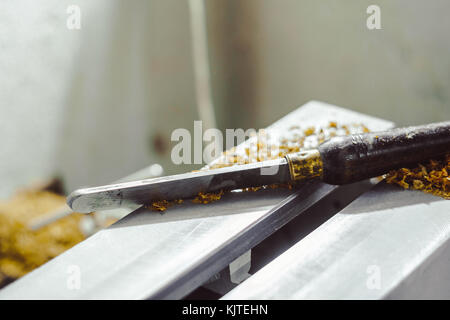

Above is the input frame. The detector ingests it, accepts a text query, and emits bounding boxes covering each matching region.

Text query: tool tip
[66,189,89,213]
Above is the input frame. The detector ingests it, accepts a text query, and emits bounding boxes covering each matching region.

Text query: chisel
[68,121,450,213]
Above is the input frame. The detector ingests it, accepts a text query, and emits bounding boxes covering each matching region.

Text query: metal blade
[68,158,290,213]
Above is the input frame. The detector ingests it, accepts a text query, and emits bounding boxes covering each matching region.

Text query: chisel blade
[67,158,291,213]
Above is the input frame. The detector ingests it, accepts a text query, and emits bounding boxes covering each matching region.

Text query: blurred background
[1,0,449,198]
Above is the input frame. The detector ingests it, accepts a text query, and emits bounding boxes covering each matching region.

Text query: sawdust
[192,191,225,204]
[149,199,183,212]
[385,154,450,199]
[0,189,85,287]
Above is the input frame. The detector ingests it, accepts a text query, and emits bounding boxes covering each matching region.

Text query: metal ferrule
[285,149,323,181]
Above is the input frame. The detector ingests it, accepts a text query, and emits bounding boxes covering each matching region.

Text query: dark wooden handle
[318,121,450,184]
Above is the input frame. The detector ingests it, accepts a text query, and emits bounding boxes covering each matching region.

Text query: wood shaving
[147,199,183,211]
[385,154,450,199]
[0,190,85,288]
[192,191,225,204]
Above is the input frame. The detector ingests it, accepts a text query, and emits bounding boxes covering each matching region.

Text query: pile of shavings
[0,190,85,287]
[385,154,450,199]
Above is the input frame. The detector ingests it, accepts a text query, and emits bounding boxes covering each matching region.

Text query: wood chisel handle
[319,121,450,184]
[285,121,450,185]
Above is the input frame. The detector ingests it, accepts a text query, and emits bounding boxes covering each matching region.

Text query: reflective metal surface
[223,182,450,299]
[0,101,393,299]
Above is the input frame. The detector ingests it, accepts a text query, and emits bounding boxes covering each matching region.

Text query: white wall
[0,0,83,197]
[0,0,200,197]
[240,0,450,127]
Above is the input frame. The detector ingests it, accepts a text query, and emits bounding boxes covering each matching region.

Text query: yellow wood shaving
[385,154,450,199]
[0,190,85,286]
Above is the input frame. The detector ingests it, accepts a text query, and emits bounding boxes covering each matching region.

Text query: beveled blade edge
[68,158,290,213]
